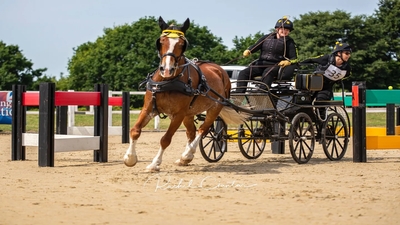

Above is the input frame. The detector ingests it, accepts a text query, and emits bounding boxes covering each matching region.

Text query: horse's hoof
[174,158,192,166]
[123,154,138,167]
[145,165,160,172]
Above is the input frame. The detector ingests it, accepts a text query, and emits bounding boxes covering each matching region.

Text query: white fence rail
[67,91,161,134]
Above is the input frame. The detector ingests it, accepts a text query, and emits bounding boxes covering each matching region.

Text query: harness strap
[145,59,211,115]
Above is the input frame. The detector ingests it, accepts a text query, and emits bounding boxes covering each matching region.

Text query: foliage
[1,0,399,93]
[229,32,265,66]
[67,17,230,106]
[184,23,231,64]
[290,1,400,90]
[0,41,47,90]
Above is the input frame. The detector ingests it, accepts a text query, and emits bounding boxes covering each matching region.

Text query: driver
[301,42,352,102]
[234,16,298,92]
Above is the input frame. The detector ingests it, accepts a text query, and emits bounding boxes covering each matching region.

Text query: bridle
[156,30,189,77]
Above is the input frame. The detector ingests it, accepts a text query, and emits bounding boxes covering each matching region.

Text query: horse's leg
[123,111,152,167]
[175,116,197,166]
[146,115,185,172]
[180,108,222,165]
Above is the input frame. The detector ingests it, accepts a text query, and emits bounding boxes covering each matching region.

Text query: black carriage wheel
[199,117,227,162]
[288,112,315,164]
[330,106,351,138]
[321,112,349,161]
[238,120,266,159]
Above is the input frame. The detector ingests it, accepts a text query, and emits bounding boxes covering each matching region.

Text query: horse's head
[156,16,190,78]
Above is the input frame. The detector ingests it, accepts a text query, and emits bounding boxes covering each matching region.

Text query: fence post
[56,106,68,134]
[108,90,113,127]
[352,81,367,162]
[38,82,55,167]
[122,91,130,143]
[67,90,75,128]
[11,85,26,160]
[154,116,160,130]
[397,107,400,126]
[386,104,395,135]
[93,84,108,163]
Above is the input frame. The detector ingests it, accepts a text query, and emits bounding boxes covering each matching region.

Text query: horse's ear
[181,18,190,34]
[155,38,161,52]
[158,16,169,30]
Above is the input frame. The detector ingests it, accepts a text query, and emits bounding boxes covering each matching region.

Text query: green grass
[0,113,183,133]
[0,111,391,133]
[345,112,388,127]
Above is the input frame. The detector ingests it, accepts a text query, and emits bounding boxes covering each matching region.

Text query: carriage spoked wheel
[321,112,349,161]
[288,112,315,164]
[199,117,227,162]
[237,119,266,159]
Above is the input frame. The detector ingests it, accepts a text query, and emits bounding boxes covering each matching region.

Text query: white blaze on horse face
[161,38,179,78]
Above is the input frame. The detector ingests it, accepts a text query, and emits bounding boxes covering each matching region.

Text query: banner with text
[0,91,12,124]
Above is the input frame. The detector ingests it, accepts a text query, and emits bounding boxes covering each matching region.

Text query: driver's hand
[278,60,291,68]
[243,50,251,57]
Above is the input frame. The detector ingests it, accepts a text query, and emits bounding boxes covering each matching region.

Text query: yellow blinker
[161,29,185,38]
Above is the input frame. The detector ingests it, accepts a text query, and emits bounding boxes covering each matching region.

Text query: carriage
[197,65,351,164]
[124,17,350,172]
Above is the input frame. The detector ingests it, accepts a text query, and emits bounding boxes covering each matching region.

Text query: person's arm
[247,33,271,53]
[285,39,298,64]
[344,64,351,78]
[301,54,329,64]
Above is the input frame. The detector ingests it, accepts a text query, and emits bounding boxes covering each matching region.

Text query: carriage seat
[270,65,298,94]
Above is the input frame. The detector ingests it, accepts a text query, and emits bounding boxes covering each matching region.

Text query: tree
[68,17,230,90]
[65,4,399,93]
[229,32,266,66]
[67,16,231,106]
[369,0,400,88]
[291,11,354,60]
[184,23,231,63]
[290,8,400,90]
[68,17,161,94]
[0,41,47,90]
[376,0,400,61]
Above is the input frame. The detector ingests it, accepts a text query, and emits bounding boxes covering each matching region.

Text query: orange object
[352,85,359,107]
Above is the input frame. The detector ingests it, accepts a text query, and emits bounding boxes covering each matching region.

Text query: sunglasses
[343,52,351,55]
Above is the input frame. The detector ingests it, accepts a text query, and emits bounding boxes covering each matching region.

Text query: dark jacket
[248,33,298,64]
[302,54,351,86]
[302,54,351,101]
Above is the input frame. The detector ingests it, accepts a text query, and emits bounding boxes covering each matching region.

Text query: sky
[1,0,379,78]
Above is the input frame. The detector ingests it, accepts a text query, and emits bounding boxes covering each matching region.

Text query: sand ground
[0,131,399,225]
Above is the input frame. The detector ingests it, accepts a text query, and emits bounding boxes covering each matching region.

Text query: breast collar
[142,58,210,117]
[145,59,208,96]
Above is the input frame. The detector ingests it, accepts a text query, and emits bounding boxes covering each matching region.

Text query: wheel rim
[289,113,315,164]
[238,120,266,159]
[199,118,227,163]
[322,113,349,160]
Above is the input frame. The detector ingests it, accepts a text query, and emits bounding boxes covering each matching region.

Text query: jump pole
[60,91,129,143]
[11,83,110,166]
[352,81,367,162]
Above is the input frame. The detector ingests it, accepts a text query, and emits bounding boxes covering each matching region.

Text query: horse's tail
[219,106,250,125]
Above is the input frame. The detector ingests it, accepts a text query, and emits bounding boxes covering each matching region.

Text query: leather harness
[142,58,210,117]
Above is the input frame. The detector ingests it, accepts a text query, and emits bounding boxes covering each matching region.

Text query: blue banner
[0,91,12,124]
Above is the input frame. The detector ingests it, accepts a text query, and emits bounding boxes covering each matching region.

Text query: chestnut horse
[123,17,246,172]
